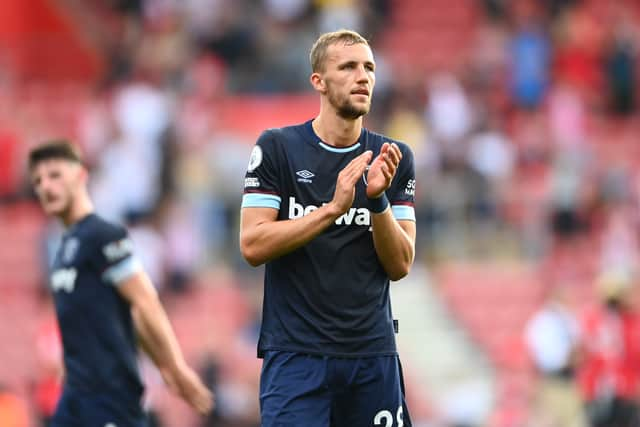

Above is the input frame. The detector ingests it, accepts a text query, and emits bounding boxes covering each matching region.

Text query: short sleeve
[387,143,416,222]
[241,130,282,210]
[94,224,142,286]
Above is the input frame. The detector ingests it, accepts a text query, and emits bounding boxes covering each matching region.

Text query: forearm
[240,203,342,266]
[371,210,415,281]
[132,291,186,374]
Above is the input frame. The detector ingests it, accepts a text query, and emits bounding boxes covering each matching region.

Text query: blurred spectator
[598,207,639,280]
[425,73,473,162]
[136,9,193,86]
[161,196,203,292]
[525,286,586,427]
[263,0,309,23]
[195,2,259,90]
[439,375,493,427]
[546,81,587,152]
[548,153,587,242]
[466,112,515,223]
[482,0,507,22]
[469,22,509,97]
[578,271,640,427]
[198,353,222,426]
[603,3,637,115]
[127,211,168,291]
[508,5,550,109]
[552,4,604,106]
[91,78,171,222]
[315,0,363,34]
[0,128,21,202]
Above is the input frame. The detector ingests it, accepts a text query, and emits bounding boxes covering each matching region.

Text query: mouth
[42,194,59,206]
[351,88,370,97]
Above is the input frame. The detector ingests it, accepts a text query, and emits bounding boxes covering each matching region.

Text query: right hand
[162,364,214,415]
[329,150,372,215]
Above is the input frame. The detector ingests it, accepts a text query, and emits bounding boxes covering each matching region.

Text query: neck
[60,193,94,227]
[312,110,363,147]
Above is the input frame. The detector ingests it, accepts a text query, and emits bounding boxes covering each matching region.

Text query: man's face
[30,159,82,218]
[319,42,376,119]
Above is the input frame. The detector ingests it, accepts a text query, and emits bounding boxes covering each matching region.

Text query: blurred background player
[524,285,587,427]
[578,271,640,427]
[28,141,213,427]
[239,29,416,426]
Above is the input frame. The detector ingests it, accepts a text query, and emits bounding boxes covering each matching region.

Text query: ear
[310,72,326,94]
[76,165,89,185]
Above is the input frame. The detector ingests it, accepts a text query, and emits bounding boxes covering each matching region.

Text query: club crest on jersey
[63,237,80,263]
[295,170,315,183]
[247,145,263,172]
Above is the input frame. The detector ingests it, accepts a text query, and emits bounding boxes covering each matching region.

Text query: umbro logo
[296,170,315,183]
[296,170,314,179]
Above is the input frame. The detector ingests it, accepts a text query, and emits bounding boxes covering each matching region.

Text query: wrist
[368,192,389,214]
[325,201,346,219]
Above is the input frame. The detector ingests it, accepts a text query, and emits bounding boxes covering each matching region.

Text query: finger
[340,164,366,187]
[388,144,401,165]
[203,392,215,413]
[381,151,396,174]
[353,150,372,165]
[190,387,211,414]
[381,163,393,180]
[196,392,213,414]
[342,151,371,182]
[386,159,397,178]
[340,151,371,178]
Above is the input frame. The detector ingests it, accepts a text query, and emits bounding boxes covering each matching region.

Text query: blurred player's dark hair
[28,140,83,170]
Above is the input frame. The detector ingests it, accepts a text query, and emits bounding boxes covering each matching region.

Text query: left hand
[366,142,402,199]
[161,364,214,415]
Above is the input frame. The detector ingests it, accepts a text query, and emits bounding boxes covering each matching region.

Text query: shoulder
[252,123,309,169]
[90,216,137,266]
[84,215,128,240]
[257,123,308,147]
[80,215,130,257]
[72,215,133,263]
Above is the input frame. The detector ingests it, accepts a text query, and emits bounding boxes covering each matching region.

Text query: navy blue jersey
[242,120,416,357]
[49,214,144,401]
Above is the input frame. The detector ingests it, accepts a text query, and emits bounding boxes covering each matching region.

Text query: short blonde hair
[309,29,370,73]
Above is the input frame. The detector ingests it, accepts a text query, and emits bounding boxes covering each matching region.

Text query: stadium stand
[2,0,640,425]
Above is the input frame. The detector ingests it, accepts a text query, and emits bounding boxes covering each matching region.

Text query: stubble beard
[41,191,72,219]
[328,89,370,120]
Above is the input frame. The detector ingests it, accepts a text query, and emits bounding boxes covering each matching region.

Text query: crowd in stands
[1,0,640,426]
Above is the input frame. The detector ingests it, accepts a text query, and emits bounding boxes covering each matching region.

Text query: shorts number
[373,406,403,427]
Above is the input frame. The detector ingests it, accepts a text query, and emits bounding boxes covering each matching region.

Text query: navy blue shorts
[51,387,147,427]
[260,351,412,427]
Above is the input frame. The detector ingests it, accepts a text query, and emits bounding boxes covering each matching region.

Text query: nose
[356,64,370,83]
[36,176,52,195]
